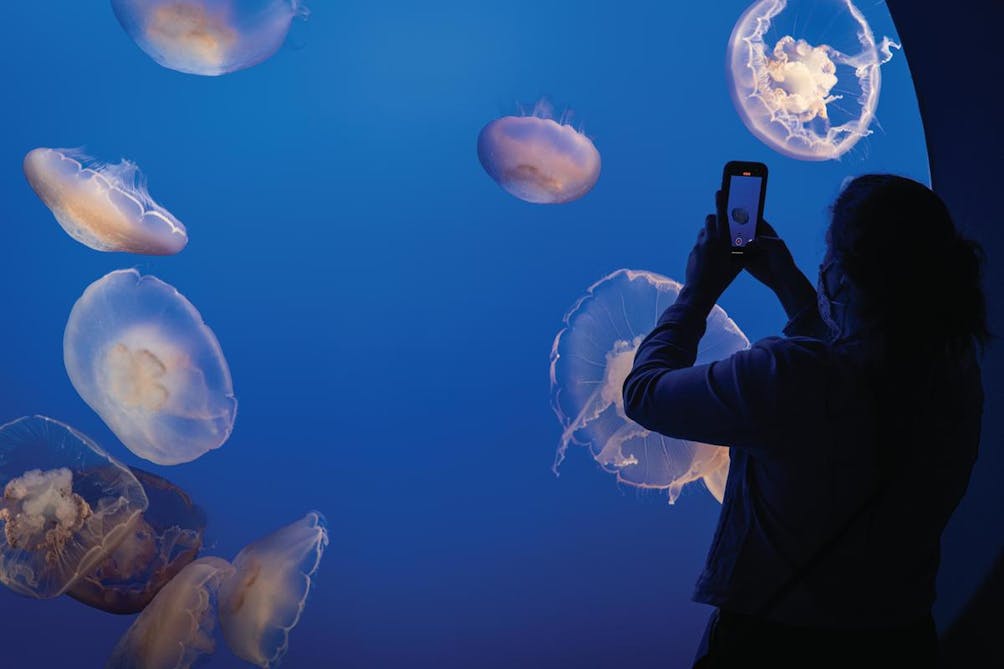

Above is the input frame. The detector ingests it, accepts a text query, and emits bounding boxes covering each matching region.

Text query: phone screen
[726,174,763,249]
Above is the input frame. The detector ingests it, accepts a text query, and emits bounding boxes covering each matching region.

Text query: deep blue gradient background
[0,2,938,667]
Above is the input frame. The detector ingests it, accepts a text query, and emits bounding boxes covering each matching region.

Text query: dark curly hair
[828,174,990,356]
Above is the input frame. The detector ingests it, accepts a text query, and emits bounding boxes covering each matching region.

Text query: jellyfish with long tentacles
[111,0,309,76]
[0,416,148,599]
[726,0,900,161]
[550,270,750,503]
[64,269,237,466]
[106,556,235,669]
[68,467,206,614]
[218,512,329,668]
[478,102,601,204]
[23,148,187,255]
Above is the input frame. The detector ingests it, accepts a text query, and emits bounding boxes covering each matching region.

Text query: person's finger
[705,214,715,239]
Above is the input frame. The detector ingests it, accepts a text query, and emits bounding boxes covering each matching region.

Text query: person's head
[821,174,989,353]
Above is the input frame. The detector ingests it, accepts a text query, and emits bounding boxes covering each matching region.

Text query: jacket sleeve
[622,294,790,451]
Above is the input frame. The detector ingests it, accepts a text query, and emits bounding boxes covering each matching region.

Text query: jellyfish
[64,269,237,466]
[0,416,148,599]
[23,148,187,255]
[218,512,329,668]
[550,270,749,503]
[726,0,901,160]
[477,102,601,204]
[107,556,235,669]
[68,467,206,614]
[111,0,309,76]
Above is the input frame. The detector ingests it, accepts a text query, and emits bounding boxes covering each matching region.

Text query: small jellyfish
[219,512,329,668]
[64,269,237,466]
[111,0,309,76]
[0,416,148,598]
[68,467,207,614]
[726,0,901,160]
[23,148,187,255]
[107,556,235,669]
[550,270,750,503]
[478,102,601,204]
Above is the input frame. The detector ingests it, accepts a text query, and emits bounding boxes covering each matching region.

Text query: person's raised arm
[740,207,829,340]
[622,194,750,443]
[622,194,805,449]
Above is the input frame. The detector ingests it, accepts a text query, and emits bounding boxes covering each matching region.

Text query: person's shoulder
[735,336,834,395]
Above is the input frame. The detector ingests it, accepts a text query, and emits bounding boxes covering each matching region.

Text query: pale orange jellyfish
[111,0,309,76]
[106,556,235,669]
[478,103,601,204]
[23,148,187,255]
[218,512,329,668]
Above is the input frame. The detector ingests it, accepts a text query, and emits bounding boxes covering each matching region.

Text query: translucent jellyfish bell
[726,0,900,160]
[219,512,329,668]
[111,0,309,76]
[64,269,237,466]
[68,467,206,614]
[107,556,235,669]
[23,148,187,255]
[0,416,148,598]
[550,270,750,503]
[478,102,601,204]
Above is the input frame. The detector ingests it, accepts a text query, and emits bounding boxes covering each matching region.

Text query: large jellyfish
[107,556,235,669]
[68,467,206,614]
[726,0,900,160]
[111,0,309,76]
[64,269,237,466]
[478,102,601,204]
[23,148,187,255]
[219,512,329,668]
[0,416,148,599]
[550,270,750,504]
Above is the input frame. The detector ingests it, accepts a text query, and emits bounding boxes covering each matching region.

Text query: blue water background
[0,2,930,667]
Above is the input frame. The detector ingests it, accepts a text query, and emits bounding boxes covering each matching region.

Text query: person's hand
[680,191,742,311]
[742,214,817,319]
[742,217,799,293]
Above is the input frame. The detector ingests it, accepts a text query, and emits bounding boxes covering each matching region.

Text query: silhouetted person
[622,175,988,668]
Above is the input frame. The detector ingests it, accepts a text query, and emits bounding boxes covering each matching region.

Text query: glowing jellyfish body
[0,416,148,598]
[107,556,235,669]
[219,512,329,668]
[726,0,900,160]
[69,468,206,614]
[478,110,601,204]
[23,148,187,255]
[550,270,750,503]
[64,269,237,466]
[111,0,308,76]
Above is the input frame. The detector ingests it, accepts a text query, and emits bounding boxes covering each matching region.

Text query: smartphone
[721,161,768,253]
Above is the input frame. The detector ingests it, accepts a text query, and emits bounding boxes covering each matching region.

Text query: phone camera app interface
[727,175,761,248]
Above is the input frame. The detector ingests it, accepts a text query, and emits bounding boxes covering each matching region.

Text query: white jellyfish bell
[64,269,237,466]
[111,0,309,76]
[726,0,901,161]
[478,102,601,204]
[23,148,187,255]
[550,270,750,503]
